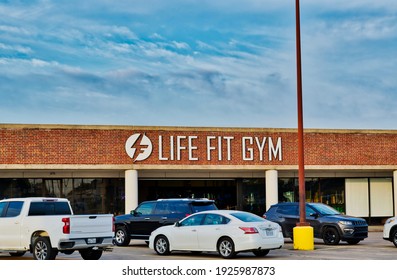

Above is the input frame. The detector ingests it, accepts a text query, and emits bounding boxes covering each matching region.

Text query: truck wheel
[33,237,57,260]
[61,250,75,255]
[9,251,26,257]
[79,249,103,260]
[322,227,340,245]
[391,228,397,247]
[114,226,130,246]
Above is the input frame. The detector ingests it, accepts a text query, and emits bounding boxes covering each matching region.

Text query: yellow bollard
[293,226,314,250]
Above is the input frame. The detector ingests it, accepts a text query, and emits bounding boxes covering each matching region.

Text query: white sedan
[148,210,284,258]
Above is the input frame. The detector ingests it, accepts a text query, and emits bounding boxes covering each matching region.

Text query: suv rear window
[28,202,72,216]
[191,202,217,213]
[276,205,298,215]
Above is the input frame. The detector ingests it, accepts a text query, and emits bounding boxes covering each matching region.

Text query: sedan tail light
[239,227,259,234]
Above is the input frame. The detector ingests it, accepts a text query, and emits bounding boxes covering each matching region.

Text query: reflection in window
[278,178,345,213]
[136,202,156,215]
[203,214,229,225]
[0,178,125,215]
[180,214,204,226]
[5,201,23,217]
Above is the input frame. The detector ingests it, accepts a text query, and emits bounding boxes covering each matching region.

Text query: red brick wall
[1,125,396,166]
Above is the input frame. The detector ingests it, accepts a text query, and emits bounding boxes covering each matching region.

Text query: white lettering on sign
[224,136,234,161]
[176,136,186,160]
[206,136,234,161]
[207,136,216,161]
[158,135,167,160]
[242,137,254,161]
[255,137,267,161]
[188,136,198,161]
[242,137,282,161]
[129,134,282,162]
[269,137,282,161]
[158,135,199,161]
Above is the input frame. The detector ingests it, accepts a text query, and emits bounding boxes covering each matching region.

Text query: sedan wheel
[253,249,270,257]
[322,227,340,245]
[391,229,397,248]
[217,237,236,259]
[154,235,170,255]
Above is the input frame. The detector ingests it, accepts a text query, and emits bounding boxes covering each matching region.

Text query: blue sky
[1,0,397,129]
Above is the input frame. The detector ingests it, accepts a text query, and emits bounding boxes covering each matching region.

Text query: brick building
[1,123,396,224]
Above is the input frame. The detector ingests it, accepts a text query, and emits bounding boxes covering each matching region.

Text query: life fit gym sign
[125,133,282,163]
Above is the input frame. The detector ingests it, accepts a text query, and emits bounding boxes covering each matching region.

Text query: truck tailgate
[69,214,113,238]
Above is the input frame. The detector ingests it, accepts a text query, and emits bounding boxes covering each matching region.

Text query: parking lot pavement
[1,231,396,260]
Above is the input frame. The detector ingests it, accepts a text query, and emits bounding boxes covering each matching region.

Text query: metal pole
[295,0,308,226]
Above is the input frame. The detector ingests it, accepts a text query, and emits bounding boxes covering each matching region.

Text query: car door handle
[144,218,150,220]
[192,229,197,232]
[161,217,167,220]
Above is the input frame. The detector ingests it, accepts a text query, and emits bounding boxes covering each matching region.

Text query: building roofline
[1,123,397,134]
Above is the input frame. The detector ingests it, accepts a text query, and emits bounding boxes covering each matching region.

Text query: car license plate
[265,229,274,236]
[87,238,97,244]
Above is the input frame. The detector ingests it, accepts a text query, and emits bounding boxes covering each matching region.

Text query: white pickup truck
[0,197,114,260]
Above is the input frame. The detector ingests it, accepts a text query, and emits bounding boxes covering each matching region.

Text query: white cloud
[0,0,397,129]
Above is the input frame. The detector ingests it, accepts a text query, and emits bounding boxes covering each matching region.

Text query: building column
[125,170,138,214]
[394,171,397,216]
[265,170,278,211]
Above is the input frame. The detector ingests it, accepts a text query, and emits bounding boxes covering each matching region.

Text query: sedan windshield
[230,212,264,222]
[311,203,340,215]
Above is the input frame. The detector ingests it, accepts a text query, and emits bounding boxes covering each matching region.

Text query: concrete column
[265,170,278,211]
[125,170,138,214]
[394,171,397,216]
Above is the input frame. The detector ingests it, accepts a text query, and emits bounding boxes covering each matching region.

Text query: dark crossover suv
[264,202,368,245]
[114,198,218,246]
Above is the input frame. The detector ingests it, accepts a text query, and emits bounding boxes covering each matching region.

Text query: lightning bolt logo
[125,133,153,162]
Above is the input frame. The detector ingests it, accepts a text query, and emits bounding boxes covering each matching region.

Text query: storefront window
[239,179,265,216]
[139,179,237,211]
[319,178,345,213]
[278,178,297,202]
[0,179,44,198]
[278,177,345,213]
[0,178,124,215]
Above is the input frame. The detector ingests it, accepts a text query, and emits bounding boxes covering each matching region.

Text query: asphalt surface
[1,228,396,260]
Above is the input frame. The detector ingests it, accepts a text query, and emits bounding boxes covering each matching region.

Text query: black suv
[264,202,368,245]
[114,198,217,246]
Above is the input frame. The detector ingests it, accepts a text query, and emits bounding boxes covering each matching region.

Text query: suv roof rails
[156,198,211,201]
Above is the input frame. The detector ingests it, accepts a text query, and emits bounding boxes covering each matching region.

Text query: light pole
[293,0,314,250]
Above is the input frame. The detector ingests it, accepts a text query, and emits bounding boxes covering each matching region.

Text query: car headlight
[386,217,396,224]
[339,221,353,226]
